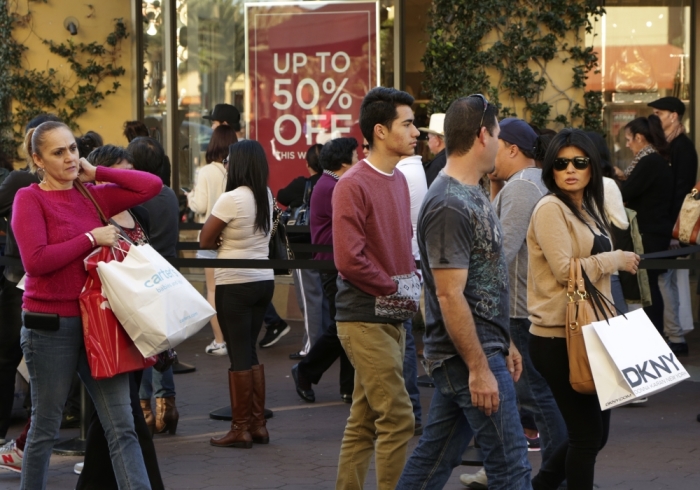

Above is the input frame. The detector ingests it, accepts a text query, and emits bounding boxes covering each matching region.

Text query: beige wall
[10,0,136,147]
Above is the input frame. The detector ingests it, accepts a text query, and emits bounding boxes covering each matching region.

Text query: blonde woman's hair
[23,121,71,173]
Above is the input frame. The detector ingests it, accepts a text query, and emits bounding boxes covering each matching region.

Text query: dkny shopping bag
[80,241,157,379]
[582,308,690,410]
[97,244,216,357]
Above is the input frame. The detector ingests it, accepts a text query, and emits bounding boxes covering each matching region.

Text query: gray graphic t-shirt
[418,171,511,371]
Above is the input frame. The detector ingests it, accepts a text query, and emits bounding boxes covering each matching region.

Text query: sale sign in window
[245,1,379,196]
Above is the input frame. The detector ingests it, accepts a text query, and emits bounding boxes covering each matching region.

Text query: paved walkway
[1,321,699,489]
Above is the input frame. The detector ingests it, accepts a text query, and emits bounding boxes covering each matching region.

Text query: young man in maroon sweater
[332,87,421,489]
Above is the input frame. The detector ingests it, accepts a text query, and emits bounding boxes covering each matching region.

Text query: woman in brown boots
[200,140,274,448]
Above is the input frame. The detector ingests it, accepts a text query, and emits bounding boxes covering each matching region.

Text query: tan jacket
[527,195,627,338]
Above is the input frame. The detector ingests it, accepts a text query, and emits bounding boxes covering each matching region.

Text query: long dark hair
[541,128,609,232]
[625,115,670,160]
[225,140,270,234]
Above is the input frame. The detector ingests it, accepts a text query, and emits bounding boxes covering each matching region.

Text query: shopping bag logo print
[621,353,683,390]
[144,266,185,292]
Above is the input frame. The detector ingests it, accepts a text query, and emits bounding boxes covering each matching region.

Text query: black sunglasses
[553,157,591,171]
[468,93,489,136]
[362,144,370,150]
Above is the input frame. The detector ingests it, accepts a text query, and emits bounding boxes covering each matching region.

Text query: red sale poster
[245,1,379,197]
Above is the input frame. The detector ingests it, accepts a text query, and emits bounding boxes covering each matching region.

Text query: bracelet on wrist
[85,232,96,247]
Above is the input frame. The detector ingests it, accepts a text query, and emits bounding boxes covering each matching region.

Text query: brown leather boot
[250,364,270,444]
[210,370,253,448]
[140,399,155,437]
[155,396,179,434]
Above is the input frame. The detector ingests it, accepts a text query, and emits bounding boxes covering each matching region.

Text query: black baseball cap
[648,97,685,117]
[203,104,241,131]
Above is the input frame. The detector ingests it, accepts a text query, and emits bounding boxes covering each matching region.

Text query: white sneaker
[0,440,23,474]
[205,340,227,356]
[74,462,84,475]
[631,397,648,404]
[460,467,487,489]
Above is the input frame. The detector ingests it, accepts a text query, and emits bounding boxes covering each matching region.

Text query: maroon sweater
[332,159,416,323]
[12,167,162,317]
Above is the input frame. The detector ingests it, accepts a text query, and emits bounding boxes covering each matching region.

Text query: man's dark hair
[123,121,150,142]
[128,136,167,184]
[305,144,323,173]
[501,139,536,160]
[206,125,238,163]
[444,97,499,157]
[541,129,609,233]
[86,145,134,168]
[226,140,270,234]
[359,87,414,147]
[320,137,358,171]
[76,131,104,158]
[25,114,62,134]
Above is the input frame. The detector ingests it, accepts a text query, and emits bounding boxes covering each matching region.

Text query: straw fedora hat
[418,113,445,136]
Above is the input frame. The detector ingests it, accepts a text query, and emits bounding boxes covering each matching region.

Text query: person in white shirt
[200,140,274,449]
[187,125,238,356]
[396,154,428,434]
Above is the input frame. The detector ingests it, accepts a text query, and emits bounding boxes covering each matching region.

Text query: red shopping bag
[80,241,156,379]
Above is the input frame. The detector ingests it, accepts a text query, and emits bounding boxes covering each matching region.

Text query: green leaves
[423,0,604,131]
[0,12,128,159]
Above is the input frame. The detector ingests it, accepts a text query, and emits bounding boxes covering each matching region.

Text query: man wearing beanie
[648,96,698,355]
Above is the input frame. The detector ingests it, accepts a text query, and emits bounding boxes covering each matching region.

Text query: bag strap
[74,180,108,224]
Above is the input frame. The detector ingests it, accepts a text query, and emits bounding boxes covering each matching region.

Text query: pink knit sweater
[12,167,162,316]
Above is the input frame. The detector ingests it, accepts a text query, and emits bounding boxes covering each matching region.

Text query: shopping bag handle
[580,266,627,323]
[74,180,108,224]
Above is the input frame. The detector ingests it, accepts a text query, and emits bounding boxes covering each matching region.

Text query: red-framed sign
[245,1,379,196]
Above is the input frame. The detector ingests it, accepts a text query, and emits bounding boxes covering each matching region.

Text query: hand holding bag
[80,240,157,379]
[97,243,216,357]
[566,258,615,395]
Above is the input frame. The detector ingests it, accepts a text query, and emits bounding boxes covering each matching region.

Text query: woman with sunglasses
[526,129,639,490]
[620,115,675,335]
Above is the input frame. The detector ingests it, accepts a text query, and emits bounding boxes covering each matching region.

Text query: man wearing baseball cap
[203,103,243,139]
[461,118,566,489]
[647,96,698,355]
[420,113,446,187]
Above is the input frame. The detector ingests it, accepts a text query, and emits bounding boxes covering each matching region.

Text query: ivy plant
[423,0,605,131]
[0,3,128,160]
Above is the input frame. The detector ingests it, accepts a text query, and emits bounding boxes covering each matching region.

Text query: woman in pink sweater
[12,121,161,490]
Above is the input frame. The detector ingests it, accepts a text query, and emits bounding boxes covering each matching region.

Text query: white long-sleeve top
[187,162,227,223]
[603,177,629,230]
[396,155,429,260]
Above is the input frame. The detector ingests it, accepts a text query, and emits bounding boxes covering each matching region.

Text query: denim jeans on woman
[397,353,532,490]
[20,315,149,490]
[139,366,176,399]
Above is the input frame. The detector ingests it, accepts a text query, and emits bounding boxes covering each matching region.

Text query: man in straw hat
[420,113,446,187]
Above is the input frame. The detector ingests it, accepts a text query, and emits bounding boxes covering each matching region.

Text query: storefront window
[586,0,692,171]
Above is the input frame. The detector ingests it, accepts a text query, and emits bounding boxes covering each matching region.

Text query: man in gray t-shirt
[398,98,531,490]
[461,118,565,487]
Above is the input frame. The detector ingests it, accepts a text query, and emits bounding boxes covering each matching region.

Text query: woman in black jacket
[621,115,674,334]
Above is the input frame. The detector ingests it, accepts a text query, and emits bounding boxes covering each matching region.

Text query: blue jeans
[510,318,566,468]
[397,354,531,490]
[403,319,422,425]
[20,315,149,490]
[264,302,282,325]
[139,366,175,399]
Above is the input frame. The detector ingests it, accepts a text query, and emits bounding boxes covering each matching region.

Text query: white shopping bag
[582,308,690,410]
[97,244,216,357]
